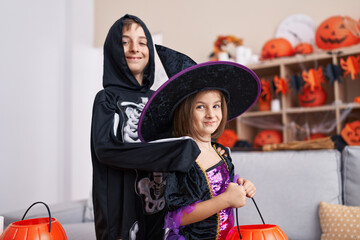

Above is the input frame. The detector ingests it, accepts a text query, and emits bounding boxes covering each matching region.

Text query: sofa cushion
[342,146,360,206]
[231,149,342,240]
[84,192,94,222]
[62,222,96,240]
[319,201,360,239]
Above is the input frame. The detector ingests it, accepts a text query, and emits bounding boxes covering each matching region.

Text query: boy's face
[122,23,149,79]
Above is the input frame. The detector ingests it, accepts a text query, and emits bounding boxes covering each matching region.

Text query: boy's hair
[173,90,228,139]
[123,18,141,31]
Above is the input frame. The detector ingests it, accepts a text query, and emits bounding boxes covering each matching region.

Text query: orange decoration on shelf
[259,78,271,111]
[261,38,294,60]
[302,67,325,91]
[315,16,360,50]
[253,130,283,148]
[273,75,288,95]
[341,121,360,146]
[298,85,327,107]
[354,96,360,103]
[340,55,360,80]
[307,133,327,140]
[294,43,313,55]
[213,35,243,60]
[217,129,239,148]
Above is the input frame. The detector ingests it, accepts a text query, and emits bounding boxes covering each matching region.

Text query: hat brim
[138,61,261,142]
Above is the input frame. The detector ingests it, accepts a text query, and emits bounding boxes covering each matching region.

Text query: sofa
[1,146,359,240]
[231,146,360,240]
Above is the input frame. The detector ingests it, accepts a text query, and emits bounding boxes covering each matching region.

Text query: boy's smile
[122,23,149,85]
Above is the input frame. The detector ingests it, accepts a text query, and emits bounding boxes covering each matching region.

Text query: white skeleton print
[120,97,148,142]
[137,172,166,214]
[118,97,167,215]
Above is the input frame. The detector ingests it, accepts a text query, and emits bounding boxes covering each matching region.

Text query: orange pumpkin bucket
[226,224,287,240]
[0,202,67,240]
[226,198,288,240]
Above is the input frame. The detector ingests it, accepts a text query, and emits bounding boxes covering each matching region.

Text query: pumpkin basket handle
[21,201,52,232]
[235,198,265,239]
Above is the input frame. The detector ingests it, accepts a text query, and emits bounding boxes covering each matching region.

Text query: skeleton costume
[138,45,261,239]
[90,15,200,240]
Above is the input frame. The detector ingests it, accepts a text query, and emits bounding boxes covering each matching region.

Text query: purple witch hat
[138,45,261,142]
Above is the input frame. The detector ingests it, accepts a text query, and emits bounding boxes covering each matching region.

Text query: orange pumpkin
[253,130,283,148]
[315,16,360,50]
[261,38,295,60]
[298,85,327,107]
[354,96,360,103]
[217,129,239,148]
[0,201,67,240]
[1,218,67,240]
[341,121,360,146]
[294,43,313,54]
[226,224,288,240]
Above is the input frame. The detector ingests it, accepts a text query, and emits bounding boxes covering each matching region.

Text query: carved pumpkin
[341,121,360,146]
[261,38,295,60]
[315,16,360,50]
[226,224,288,240]
[294,43,313,54]
[217,129,239,148]
[298,85,327,107]
[253,130,283,148]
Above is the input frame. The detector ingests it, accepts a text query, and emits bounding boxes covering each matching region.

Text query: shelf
[234,45,360,144]
[285,105,336,113]
[242,110,282,117]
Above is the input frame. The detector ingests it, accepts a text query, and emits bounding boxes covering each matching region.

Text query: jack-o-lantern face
[315,16,360,50]
[261,38,294,59]
[298,86,327,107]
[341,121,360,146]
[253,130,283,148]
[294,43,313,54]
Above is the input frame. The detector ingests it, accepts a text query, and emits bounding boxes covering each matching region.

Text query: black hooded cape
[90,14,200,240]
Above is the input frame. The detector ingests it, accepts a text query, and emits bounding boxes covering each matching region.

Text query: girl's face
[122,23,149,82]
[191,90,222,139]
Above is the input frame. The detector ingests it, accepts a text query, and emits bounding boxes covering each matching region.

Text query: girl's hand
[237,178,256,198]
[217,147,228,157]
[223,182,246,208]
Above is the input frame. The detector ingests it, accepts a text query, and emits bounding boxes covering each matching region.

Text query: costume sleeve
[165,164,210,211]
[91,91,200,172]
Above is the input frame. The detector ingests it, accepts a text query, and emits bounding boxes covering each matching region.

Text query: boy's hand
[217,147,228,157]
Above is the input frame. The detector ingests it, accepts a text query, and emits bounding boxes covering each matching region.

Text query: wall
[94,0,360,63]
[0,0,101,213]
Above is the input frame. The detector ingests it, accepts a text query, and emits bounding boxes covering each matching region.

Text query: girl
[138,45,261,239]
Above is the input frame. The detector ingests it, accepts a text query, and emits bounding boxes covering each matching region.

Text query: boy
[90,15,200,240]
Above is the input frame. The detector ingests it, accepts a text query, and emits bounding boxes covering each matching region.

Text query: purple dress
[164,160,234,240]
[207,161,234,239]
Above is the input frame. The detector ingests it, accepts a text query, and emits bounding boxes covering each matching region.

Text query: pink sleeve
[163,201,200,239]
